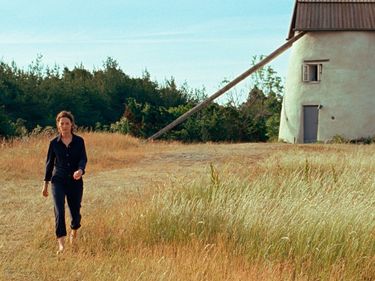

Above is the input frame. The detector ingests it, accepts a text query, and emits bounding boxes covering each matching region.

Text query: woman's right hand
[42,182,49,197]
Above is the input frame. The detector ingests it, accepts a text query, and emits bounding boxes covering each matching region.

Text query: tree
[0,106,15,137]
[0,54,284,142]
[238,56,284,141]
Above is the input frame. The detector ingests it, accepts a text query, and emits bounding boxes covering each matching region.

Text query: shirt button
[66,154,69,157]
[67,163,70,166]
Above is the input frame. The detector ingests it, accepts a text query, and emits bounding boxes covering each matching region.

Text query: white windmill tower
[279,0,375,143]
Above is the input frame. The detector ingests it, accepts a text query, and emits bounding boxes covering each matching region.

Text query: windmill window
[302,64,322,82]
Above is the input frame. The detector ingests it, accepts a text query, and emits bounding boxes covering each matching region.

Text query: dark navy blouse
[44,134,87,182]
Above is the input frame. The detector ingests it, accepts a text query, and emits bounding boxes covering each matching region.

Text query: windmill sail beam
[147,31,306,141]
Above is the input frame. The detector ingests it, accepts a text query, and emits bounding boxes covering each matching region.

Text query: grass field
[0,132,374,280]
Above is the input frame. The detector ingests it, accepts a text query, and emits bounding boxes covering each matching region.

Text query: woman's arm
[42,141,55,197]
[77,138,87,175]
[44,141,56,182]
[73,138,87,180]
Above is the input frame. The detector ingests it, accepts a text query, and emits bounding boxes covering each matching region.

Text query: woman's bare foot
[69,229,78,245]
[57,237,65,254]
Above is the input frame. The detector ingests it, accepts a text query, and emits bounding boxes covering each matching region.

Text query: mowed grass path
[0,133,374,281]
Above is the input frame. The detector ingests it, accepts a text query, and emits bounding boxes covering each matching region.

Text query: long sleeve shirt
[44,134,87,182]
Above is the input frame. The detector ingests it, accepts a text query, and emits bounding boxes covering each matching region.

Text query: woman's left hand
[73,169,83,180]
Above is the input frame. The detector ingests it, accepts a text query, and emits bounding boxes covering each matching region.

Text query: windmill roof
[288,0,375,39]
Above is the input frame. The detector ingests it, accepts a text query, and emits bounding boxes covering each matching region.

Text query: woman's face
[58,117,72,135]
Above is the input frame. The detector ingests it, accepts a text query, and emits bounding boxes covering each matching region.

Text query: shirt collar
[57,133,76,143]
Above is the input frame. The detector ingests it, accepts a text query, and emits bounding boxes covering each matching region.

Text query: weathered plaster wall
[279,32,375,143]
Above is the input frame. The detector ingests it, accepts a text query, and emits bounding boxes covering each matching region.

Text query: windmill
[279,0,375,143]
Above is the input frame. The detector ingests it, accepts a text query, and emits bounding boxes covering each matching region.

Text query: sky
[0,0,295,101]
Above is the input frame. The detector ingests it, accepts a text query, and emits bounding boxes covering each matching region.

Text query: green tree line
[0,56,283,142]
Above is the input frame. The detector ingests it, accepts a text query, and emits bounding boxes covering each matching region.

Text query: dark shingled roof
[288,0,375,39]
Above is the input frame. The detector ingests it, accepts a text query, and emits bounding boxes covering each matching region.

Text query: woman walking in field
[42,111,87,254]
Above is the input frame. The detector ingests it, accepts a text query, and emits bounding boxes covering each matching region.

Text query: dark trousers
[51,179,83,238]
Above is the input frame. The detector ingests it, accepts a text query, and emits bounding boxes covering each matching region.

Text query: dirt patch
[83,143,286,193]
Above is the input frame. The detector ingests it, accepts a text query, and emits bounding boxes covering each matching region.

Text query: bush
[110,117,131,135]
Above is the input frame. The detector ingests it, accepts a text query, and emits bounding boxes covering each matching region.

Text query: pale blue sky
[0,0,295,99]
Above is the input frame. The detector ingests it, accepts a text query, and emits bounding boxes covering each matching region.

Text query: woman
[42,111,87,254]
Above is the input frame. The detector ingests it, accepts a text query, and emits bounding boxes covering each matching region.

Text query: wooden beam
[147,31,306,141]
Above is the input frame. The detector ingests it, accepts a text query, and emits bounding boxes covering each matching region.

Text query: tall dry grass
[1,134,374,281]
[126,146,375,280]
[0,132,151,181]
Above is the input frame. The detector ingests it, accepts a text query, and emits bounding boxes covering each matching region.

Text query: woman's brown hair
[56,111,76,133]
